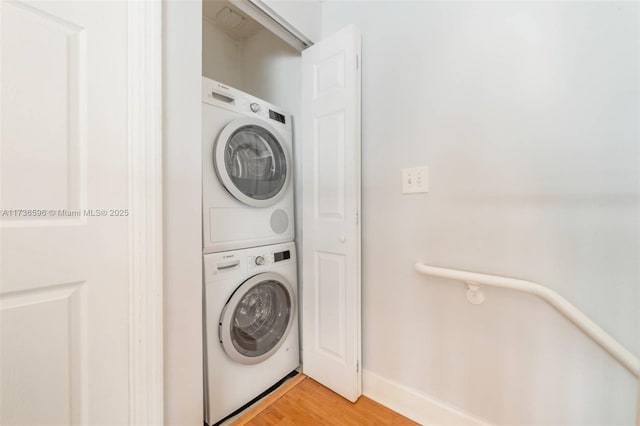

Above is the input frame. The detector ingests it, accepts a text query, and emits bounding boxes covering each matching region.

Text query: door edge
[128,1,164,425]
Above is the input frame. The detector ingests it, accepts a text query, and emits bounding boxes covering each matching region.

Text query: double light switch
[402,166,428,194]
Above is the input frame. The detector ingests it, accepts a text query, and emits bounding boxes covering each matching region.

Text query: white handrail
[414,262,640,377]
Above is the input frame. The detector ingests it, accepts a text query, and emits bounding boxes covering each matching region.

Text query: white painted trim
[248,0,313,46]
[228,0,312,51]
[363,370,491,426]
[636,379,640,426]
[128,1,164,425]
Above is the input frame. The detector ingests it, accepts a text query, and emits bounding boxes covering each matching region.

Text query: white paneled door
[301,25,362,402]
[0,1,162,425]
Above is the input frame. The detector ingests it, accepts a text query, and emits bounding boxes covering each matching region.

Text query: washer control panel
[273,250,291,262]
[248,249,292,270]
[248,252,269,270]
[204,242,296,282]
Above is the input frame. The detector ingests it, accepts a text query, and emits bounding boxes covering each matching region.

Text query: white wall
[202,17,243,88]
[163,1,203,425]
[322,2,639,425]
[242,28,301,109]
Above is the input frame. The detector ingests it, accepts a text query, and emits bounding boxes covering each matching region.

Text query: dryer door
[219,272,296,365]
[214,117,291,208]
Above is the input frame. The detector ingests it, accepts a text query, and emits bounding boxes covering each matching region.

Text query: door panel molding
[1,281,88,425]
[302,25,362,402]
[0,1,87,227]
[127,1,163,425]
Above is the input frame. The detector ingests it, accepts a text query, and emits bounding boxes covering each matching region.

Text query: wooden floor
[232,375,419,426]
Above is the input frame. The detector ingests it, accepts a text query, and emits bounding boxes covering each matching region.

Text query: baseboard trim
[363,370,491,426]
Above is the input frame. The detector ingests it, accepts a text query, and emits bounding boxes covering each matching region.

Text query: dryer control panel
[201,76,291,133]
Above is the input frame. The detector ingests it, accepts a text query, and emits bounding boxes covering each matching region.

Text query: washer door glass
[224,125,287,202]
[219,273,296,364]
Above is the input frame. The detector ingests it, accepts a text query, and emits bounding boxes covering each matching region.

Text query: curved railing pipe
[414,262,639,377]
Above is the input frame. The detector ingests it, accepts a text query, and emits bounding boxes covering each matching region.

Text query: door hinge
[356,55,359,70]
[355,210,359,224]
[356,360,360,373]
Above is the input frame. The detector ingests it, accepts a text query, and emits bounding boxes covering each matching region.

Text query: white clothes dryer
[203,242,299,425]
[202,77,294,254]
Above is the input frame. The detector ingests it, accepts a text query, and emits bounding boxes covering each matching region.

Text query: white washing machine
[203,242,299,425]
[202,77,294,254]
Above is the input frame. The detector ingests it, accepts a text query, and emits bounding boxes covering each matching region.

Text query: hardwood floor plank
[242,377,419,426]
[231,373,307,426]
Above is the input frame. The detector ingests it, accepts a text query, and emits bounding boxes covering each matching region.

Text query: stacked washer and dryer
[201,77,299,426]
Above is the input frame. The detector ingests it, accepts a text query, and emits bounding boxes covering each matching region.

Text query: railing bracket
[465,282,485,305]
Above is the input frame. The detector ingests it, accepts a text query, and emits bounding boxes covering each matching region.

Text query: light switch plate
[402,166,428,194]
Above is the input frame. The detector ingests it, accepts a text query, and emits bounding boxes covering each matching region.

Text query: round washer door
[219,272,296,365]
[214,117,291,208]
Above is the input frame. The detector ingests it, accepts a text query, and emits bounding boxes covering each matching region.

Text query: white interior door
[301,25,362,402]
[0,1,161,424]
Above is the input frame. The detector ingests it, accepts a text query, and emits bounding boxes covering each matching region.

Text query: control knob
[255,256,265,266]
[250,103,260,113]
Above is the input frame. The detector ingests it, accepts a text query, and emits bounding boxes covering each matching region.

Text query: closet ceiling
[203,0,263,41]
